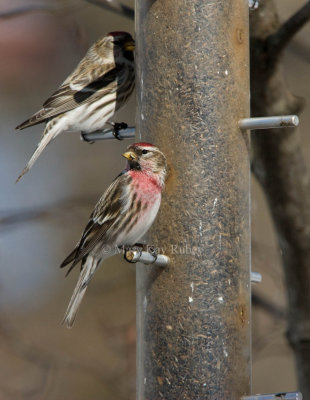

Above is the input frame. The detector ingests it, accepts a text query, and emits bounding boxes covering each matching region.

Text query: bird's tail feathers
[16,121,61,182]
[63,256,100,328]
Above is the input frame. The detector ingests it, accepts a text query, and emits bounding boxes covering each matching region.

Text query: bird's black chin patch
[123,51,134,62]
[129,160,141,170]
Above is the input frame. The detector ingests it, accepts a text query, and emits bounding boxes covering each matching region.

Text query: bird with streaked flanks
[60,143,167,327]
[15,31,135,182]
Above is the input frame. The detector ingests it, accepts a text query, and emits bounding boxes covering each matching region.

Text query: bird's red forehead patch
[131,142,156,148]
[108,31,131,37]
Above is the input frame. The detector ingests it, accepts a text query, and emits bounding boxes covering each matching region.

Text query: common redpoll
[16,31,135,181]
[60,143,167,327]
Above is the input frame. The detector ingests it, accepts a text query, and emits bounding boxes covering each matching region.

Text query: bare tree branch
[0,3,85,19]
[0,195,97,233]
[267,1,310,56]
[253,324,290,359]
[250,0,310,396]
[252,293,286,320]
[83,0,134,20]
[0,5,57,19]
[0,1,134,21]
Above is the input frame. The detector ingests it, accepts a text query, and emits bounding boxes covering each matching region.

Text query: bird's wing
[42,65,120,110]
[60,171,129,274]
[16,60,119,130]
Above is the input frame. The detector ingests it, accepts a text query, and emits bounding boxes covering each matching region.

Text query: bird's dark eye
[142,149,149,154]
[113,40,121,45]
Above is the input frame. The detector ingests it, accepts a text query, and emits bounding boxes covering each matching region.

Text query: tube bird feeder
[135,1,251,398]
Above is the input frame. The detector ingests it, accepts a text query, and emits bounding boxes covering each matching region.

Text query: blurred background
[0,0,309,399]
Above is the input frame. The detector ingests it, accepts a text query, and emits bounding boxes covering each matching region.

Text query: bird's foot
[80,132,94,144]
[113,122,128,140]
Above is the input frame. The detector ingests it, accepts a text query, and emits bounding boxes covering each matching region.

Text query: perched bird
[16,31,135,181]
[60,143,167,327]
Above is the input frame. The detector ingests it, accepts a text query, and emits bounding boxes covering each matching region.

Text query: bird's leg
[80,131,94,144]
[107,122,128,140]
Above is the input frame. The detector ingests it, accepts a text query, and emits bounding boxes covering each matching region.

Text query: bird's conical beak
[122,151,137,161]
[124,40,135,52]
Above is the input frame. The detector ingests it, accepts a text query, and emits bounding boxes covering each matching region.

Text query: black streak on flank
[136,199,142,213]
[118,210,135,234]
[125,215,139,234]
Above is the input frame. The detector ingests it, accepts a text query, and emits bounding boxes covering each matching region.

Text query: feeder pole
[135,1,251,399]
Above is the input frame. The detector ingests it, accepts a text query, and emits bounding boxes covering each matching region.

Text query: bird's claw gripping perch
[14,32,135,179]
[113,122,128,140]
[80,132,95,144]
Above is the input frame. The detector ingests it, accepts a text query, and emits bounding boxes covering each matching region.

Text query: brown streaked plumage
[16,31,135,181]
[61,143,167,327]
